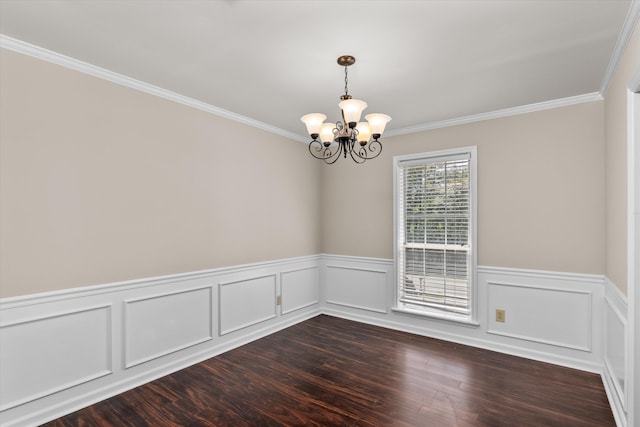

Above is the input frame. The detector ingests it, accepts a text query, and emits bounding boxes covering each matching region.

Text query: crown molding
[0,33,612,143]
[600,0,640,96]
[0,34,308,143]
[385,92,603,137]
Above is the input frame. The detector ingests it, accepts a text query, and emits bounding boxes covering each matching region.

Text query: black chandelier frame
[305,55,386,165]
[308,121,383,164]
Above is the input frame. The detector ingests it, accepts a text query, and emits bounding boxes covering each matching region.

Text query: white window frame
[393,146,478,325]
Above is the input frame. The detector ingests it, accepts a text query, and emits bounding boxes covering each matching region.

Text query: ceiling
[0,0,635,141]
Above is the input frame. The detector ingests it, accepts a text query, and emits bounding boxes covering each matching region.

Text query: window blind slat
[397,155,472,316]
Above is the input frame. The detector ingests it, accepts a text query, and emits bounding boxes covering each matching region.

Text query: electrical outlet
[276,295,282,306]
[496,309,506,323]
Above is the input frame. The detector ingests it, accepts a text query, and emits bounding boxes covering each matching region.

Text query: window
[394,147,477,322]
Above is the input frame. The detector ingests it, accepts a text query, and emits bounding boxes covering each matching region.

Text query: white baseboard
[0,254,622,426]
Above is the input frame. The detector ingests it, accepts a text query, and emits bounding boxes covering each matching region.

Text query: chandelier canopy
[301,55,391,164]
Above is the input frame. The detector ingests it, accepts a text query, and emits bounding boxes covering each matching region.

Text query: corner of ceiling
[599,0,640,97]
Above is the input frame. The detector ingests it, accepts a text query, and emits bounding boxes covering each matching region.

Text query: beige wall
[0,49,322,298]
[604,20,640,295]
[3,22,637,298]
[321,101,606,276]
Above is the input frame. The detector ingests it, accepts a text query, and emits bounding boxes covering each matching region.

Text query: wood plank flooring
[42,315,615,426]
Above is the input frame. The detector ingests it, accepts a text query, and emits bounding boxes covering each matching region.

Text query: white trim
[0,255,616,425]
[600,0,640,96]
[0,303,112,329]
[280,265,319,275]
[0,34,610,144]
[281,300,318,316]
[604,363,628,427]
[626,75,640,427]
[123,286,213,369]
[218,274,278,336]
[0,305,113,412]
[605,276,629,320]
[485,281,593,352]
[322,305,602,373]
[0,368,113,414]
[324,264,389,314]
[280,266,320,315]
[325,264,388,275]
[478,265,605,284]
[325,300,387,314]
[0,256,321,427]
[320,253,392,266]
[0,254,320,309]
[603,276,629,427]
[4,307,320,427]
[0,34,307,144]
[323,255,604,373]
[385,93,603,137]
[391,307,480,326]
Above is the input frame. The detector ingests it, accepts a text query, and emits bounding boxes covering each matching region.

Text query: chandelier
[301,55,391,164]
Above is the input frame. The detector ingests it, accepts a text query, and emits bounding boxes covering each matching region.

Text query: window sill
[391,307,480,327]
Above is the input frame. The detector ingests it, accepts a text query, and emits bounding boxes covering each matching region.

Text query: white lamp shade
[319,123,336,143]
[300,113,327,136]
[365,113,392,135]
[355,122,372,143]
[338,99,368,124]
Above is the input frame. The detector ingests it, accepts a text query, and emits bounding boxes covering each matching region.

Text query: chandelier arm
[350,139,383,161]
[348,147,368,164]
[346,139,367,164]
[309,140,340,162]
[366,139,383,159]
[323,142,344,164]
[308,140,328,160]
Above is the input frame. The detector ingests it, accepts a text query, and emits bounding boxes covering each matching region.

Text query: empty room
[1,1,639,426]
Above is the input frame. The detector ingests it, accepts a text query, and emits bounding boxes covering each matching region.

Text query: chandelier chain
[344,66,349,97]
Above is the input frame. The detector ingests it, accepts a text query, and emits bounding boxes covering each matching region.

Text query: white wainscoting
[325,263,388,314]
[219,274,277,335]
[0,256,321,427]
[0,305,112,412]
[281,266,320,315]
[124,286,213,368]
[321,255,605,374]
[0,254,623,426]
[603,277,628,427]
[486,280,592,352]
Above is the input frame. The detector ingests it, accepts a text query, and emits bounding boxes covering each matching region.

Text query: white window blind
[396,150,474,318]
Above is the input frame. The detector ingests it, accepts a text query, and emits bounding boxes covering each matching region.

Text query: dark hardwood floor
[42,315,615,426]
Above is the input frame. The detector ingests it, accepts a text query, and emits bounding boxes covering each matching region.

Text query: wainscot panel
[124,286,213,368]
[602,277,628,427]
[486,281,592,351]
[0,255,321,427]
[219,274,277,335]
[325,261,388,314]
[281,266,320,315]
[0,305,112,412]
